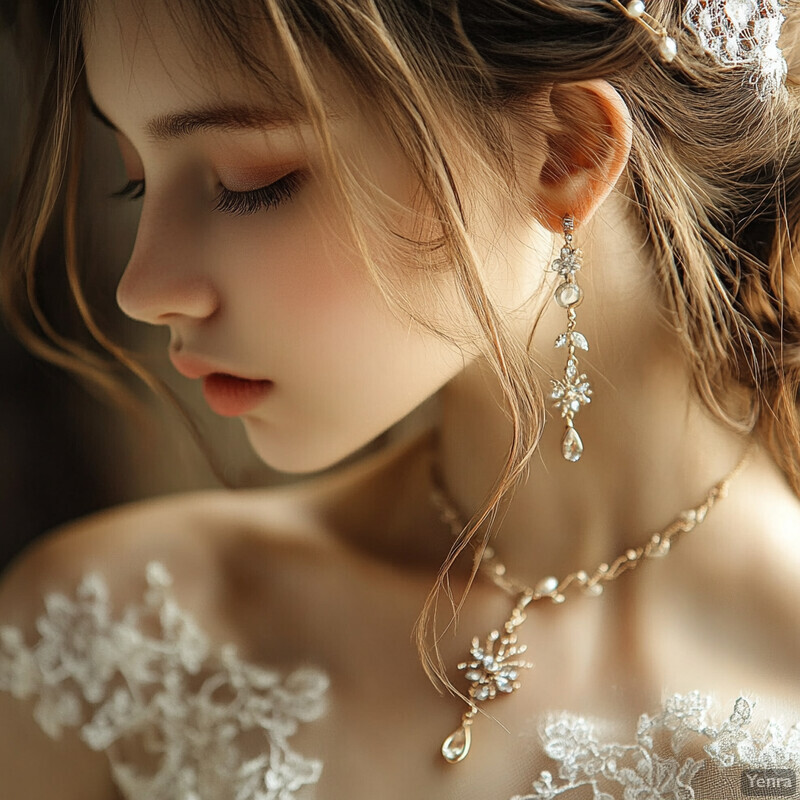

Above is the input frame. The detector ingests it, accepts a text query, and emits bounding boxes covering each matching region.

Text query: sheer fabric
[1,561,798,800]
[511,690,800,800]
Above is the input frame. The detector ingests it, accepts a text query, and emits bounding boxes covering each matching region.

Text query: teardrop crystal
[562,427,583,462]
[442,724,472,764]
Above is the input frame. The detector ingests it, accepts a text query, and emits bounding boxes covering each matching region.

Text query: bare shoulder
[1,480,373,684]
[0,513,126,798]
[0,485,336,639]
[0,428,434,626]
[0,486,340,800]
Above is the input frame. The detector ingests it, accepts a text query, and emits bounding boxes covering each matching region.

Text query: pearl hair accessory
[429,438,755,764]
[608,0,789,99]
[608,0,680,63]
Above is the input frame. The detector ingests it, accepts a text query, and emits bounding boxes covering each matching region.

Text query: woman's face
[83,0,548,474]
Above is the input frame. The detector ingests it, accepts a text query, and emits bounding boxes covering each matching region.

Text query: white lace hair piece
[681,0,789,100]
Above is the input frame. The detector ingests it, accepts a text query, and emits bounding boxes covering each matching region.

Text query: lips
[169,352,273,417]
[202,373,273,417]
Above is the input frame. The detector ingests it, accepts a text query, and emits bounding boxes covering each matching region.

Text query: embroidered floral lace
[0,562,330,800]
[512,690,800,800]
[1,561,798,799]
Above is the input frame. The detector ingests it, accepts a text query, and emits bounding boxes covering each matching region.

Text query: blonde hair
[3,0,800,698]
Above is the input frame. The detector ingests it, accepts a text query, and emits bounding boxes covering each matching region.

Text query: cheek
[199,161,479,472]
[239,220,384,332]
[205,135,475,407]
[215,208,467,473]
[208,200,431,381]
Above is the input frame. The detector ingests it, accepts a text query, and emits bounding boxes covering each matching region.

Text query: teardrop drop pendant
[441,718,473,764]
[549,215,592,462]
[441,591,535,763]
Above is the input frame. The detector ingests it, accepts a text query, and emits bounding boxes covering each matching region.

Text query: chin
[241,416,387,476]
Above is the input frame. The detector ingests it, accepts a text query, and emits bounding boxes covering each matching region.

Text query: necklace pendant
[442,614,535,764]
[430,429,755,764]
[442,721,472,763]
[461,627,534,703]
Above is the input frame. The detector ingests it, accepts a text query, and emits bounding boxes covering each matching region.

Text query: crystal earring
[549,215,592,462]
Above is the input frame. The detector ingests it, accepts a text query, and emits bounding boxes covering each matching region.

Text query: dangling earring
[549,215,592,462]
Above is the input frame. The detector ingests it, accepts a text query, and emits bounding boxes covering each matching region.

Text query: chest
[192,525,800,799]
[15,552,797,800]
[246,574,767,800]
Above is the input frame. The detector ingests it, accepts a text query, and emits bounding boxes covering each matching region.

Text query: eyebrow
[87,90,311,142]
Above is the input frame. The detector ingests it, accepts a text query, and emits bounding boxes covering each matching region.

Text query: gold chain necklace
[428,440,755,764]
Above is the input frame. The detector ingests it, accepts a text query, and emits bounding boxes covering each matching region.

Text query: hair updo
[2,0,800,690]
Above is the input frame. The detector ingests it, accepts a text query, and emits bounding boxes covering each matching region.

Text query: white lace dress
[1,561,798,800]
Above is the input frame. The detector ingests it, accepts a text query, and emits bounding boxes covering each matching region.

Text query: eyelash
[108,171,305,216]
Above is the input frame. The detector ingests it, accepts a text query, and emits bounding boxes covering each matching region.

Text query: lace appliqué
[0,561,330,800]
[514,691,800,800]
[682,0,789,100]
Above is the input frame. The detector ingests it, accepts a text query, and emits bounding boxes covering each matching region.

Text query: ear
[517,79,633,233]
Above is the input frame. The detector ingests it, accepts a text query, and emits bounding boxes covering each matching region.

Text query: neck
[434,193,790,589]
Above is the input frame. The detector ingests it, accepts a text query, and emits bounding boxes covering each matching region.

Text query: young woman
[2,0,800,798]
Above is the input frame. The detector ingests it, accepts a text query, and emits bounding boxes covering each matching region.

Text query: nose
[116,205,220,325]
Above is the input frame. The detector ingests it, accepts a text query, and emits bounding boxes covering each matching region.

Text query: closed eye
[108,171,306,216]
[214,171,305,216]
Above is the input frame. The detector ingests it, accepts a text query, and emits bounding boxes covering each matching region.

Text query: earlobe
[532,79,633,233]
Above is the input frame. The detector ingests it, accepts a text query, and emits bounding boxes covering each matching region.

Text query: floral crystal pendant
[441,595,535,764]
[549,216,592,462]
